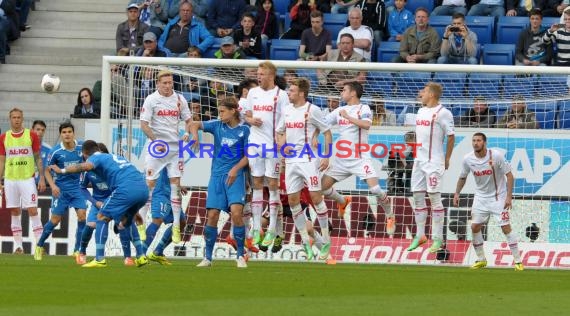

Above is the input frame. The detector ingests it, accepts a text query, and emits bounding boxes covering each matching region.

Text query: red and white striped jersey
[326,103,372,160]
[246,86,289,145]
[414,104,454,164]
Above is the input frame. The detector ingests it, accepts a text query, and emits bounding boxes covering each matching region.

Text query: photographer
[437,12,478,65]
[384,131,415,195]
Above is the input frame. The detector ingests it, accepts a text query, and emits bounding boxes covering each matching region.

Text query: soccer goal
[97,56,570,268]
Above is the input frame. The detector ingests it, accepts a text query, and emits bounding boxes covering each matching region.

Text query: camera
[449,26,461,32]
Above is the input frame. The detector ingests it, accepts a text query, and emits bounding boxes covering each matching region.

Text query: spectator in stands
[553,1,570,17]
[516,9,552,66]
[370,96,396,126]
[110,48,130,119]
[299,11,332,61]
[138,0,178,38]
[467,0,505,17]
[0,11,9,64]
[207,0,247,37]
[190,100,202,121]
[319,33,367,88]
[393,8,440,63]
[457,96,496,128]
[136,32,167,57]
[158,1,214,57]
[281,0,316,39]
[332,0,358,14]
[431,0,468,16]
[387,0,414,42]
[337,7,373,61]
[437,13,478,65]
[327,96,340,112]
[72,88,101,119]
[497,95,538,129]
[116,3,149,53]
[17,0,32,31]
[284,69,298,88]
[215,36,246,59]
[192,0,210,24]
[254,0,279,41]
[543,9,570,66]
[233,13,262,59]
[507,0,544,16]
[355,0,388,45]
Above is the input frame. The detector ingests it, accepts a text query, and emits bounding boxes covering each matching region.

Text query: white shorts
[248,146,280,178]
[285,161,321,194]
[411,160,445,193]
[145,151,183,180]
[471,195,510,226]
[4,178,38,208]
[325,157,376,182]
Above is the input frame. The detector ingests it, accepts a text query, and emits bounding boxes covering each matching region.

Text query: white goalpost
[95,56,570,268]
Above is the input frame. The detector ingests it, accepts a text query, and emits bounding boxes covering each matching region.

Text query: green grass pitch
[0,255,568,315]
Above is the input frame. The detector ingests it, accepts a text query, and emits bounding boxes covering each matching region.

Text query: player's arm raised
[50,162,95,174]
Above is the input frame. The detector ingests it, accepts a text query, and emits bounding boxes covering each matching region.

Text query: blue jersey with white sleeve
[47,140,83,192]
[202,120,249,176]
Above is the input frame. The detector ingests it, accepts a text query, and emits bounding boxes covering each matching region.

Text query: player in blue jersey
[190,97,250,268]
[75,143,138,266]
[49,140,149,268]
[35,122,87,261]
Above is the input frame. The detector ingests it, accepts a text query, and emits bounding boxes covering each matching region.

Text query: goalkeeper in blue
[189,97,250,268]
[75,143,138,266]
[49,140,149,268]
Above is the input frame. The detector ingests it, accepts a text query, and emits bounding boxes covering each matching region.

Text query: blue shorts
[206,173,246,212]
[101,183,148,224]
[150,196,185,224]
[51,190,87,216]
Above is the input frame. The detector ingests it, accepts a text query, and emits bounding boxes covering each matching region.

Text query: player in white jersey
[276,77,333,260]
[454,133,523,271]
[244,61,289,247]
[321,81,395,235]
[140,70,192,244]
[407,82,455,253]
[237,78,258,124]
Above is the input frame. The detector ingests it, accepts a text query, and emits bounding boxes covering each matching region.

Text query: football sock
[204,225,217,261]
[154,226,172,256]
[37,220,56,247]
[472,231,485,261]
[95,220,109,261]
[431,209,445,241]
[129,224,144,257]
[268,190,279,233]
[251,189,263,231]
[506,231,521,262]
[80,224,95,254]
[291,204,310,244]
[233,225,246,258]
[30,214,43,241]
[119,228,132,258]
[11,215,23,250]
[75,221,86,252]
[324,187,345,205]
[144,222,160,251]
[171,183,182,228]
[315,200,330,241]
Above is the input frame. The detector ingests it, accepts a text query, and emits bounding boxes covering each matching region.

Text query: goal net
[96,56,570,268]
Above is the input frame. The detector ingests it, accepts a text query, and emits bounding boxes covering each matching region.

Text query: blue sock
[233,225,245,258]
[80,225,95,254]
[37,221,56,247]
[119,228,131,258]
[154,226,172,256]
[204,225,217,261]
[75,221,86,252]
[144,222,160,252]
[95,220,109,261]
[129,224,145,257]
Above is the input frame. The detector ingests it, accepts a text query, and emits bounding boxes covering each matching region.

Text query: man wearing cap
[136,32,167,57]
[116,3,149,53]
[214,36,245,59]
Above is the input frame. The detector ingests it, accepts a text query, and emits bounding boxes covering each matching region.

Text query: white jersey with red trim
[460,148,511,199]
[246,86,289,145]
[140,90,191,149]
[414,104,454,164]
[238,97,250,124]
[326,103,372,160]
[277,102,330,163]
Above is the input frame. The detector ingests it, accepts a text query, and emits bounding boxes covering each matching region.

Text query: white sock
[291,204,310,244]
[472,231,486,261]
[140,189,153,222]
[324,187,345,205]
[251,189,263,231]
[11,215,23,249]
[372,186,393,217]
[30,214,43,241]
[414,208,428,237]
[275,204,284,237]
[431,208,445,241]
[506,231,521,263]
[315,200,330,241]
[243,202,252,238]
[313,230,325,250]
[170,184,181,227]
[268,190,279,233]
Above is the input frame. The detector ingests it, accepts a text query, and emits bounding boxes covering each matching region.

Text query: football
[41,74,61,94]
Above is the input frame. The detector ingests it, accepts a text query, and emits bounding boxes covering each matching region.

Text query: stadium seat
[324,13,349,41]
[269,39,300,60]
[465,16,495,45]
[377,41,400,63]
[297,68,319,87]
[384,102,407,117]
[488,102,510,120]
[428,15,452,38]
[366,71,395,97]
[558,99,570,129]
[284,14,291,32]
[482,44,515,65]
[433,72,468,99]
[527,100,558,129]
[537,75,568,98]
[406,0,435,13]
[467,73,502,99]
[496,16,529,45]
[274,0,289,20]
[393,72,432,99]
[502,74,536,99]
[542,17,560,30]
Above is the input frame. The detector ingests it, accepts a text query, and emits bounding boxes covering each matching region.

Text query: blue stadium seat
[406,0,435,13]
[377,41,400,63]
[488,102,510,120]
[527,100,558,129]
[465,16,495,45]
[482,44,515,65]
[542,17,560,30]
[502,74,536,99]
[428,15,452,38]
[203,37,223,58]
[558,99,570,129]
[393,72,432,99]
[366,71,395,97]
[297,69,319,87]
[324,13,349,41]
[269,39,300,60]
[497,16,529,45]
[537,75,568,98]
[433,72,468,99]
[467,73,502,99]
[284,14,291,32]
[310,96,328,108]
[385,102,407,117]
[274,0,289,20]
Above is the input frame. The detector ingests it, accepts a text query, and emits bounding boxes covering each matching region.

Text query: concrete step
[28,11,124,23]
[0,73,101,93]
[10,37,115,49]
[24,20,118,33]
[0,64,102,74]
[0,92,77,120]
[23,28,116,40]
[9,46,114,57]
[36,2,128,13]
[5,54,104,66]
